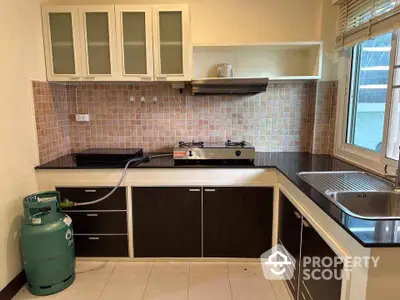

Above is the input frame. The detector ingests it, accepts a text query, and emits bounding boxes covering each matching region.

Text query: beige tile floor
[13,261,291,300]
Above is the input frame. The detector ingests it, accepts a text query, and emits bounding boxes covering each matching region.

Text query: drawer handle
[189,189,200,192]
[302,219,311,228]
[294,211,302,219]
[86,214,98,217]
[204,189,215,192]
[85,189,97,193]
[88,237,100,240]
[69,76,80,80]
[84,76,96,80]
[141,76,152,80]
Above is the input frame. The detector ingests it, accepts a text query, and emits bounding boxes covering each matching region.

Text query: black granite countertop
[36,152,400,248]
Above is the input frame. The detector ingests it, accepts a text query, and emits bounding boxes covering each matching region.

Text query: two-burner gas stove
[173,140,255,165]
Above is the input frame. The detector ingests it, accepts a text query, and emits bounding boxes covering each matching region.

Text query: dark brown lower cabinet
[57,187,129,258]
[203,187,273,258]
[299,219,343,300]
[132,187,202,257]
[279,193,343,300]
[278,193,303,299]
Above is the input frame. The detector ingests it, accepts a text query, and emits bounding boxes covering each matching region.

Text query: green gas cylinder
[21,191,75,296]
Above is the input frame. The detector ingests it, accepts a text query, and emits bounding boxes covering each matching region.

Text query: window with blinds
[336,0,400,49]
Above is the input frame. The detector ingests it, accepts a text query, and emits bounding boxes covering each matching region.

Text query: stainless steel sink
[297,171,399,220]
[297,171,392,192]
[326,191,400,220]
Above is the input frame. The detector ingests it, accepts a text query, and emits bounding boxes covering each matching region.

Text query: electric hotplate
[74,148,144,167]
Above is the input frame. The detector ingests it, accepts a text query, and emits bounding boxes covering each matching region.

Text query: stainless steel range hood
[191,78,269,95]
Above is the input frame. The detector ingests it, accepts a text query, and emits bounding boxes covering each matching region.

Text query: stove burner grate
[178,141,204,148]
[225,140,246,147]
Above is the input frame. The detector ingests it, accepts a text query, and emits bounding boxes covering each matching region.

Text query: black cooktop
[75,148,144,166]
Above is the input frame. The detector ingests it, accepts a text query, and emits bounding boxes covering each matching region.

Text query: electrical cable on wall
[75,83,81,114]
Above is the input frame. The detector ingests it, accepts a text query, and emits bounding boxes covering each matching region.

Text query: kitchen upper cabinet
[153,5,191,81]
[42,6,82,81]
[79,6,118,80]
[115,6,153,81]
[203,187,273,258]
[43,5,118,81]
[42,5,191,82]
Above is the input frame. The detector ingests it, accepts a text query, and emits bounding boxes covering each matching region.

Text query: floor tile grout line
[96,262,117,300]
[187,262,191,300]
[269,280,281,300]
[141,262,154,300]
[227,266,234,300]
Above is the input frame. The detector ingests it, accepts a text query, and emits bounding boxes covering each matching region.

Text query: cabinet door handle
[141,76,152,81]
[204,189,215,192]
[88,237,99,240]
[157,76,167,80]
[84,76,96,80]
[85,189,97,193]
[302,219,311,228]
[69,76,80,80]
[294,211,302,219]
[86,213,98,217]
[189,189,200,192]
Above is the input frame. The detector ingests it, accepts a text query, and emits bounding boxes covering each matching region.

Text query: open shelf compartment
[192,42,323,81]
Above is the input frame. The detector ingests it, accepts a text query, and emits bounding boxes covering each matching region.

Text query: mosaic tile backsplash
[33,81,70,164]
[32,81,337,164]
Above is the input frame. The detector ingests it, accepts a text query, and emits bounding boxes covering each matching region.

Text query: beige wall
[0,0,46,290]
[46,0,323,44]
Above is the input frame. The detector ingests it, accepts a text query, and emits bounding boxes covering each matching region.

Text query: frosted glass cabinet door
[153,5,190,81]
[115,6,153,80]
[42,6,81,81]
[80,6,117,80]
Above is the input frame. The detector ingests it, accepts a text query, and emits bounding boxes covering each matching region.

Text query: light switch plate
[75,114,90,122]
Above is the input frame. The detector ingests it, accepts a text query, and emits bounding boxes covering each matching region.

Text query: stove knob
[235,150,242,157]
[188,151,193,157]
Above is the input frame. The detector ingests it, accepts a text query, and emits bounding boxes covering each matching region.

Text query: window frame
[335,30,399,174]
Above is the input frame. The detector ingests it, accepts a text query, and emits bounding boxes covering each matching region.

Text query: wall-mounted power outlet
[75,114,90,122]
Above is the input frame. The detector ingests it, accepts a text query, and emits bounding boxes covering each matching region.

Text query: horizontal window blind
[336,0,400,49]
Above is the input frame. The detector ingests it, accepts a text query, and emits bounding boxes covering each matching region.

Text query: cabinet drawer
[74,235,129,257]
[56,187,126,210]
[66,211,127,234]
